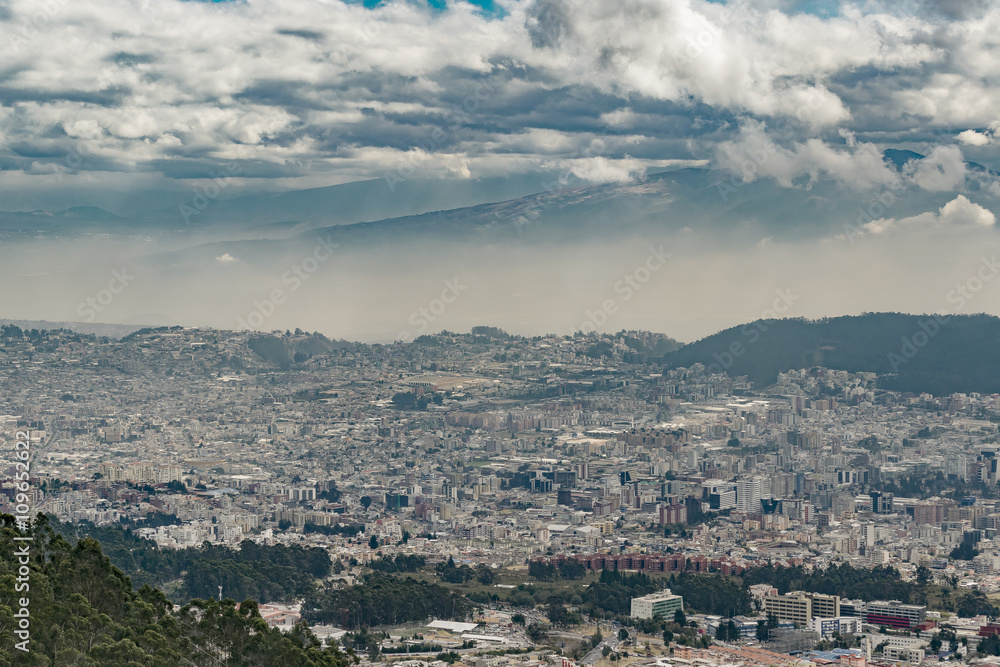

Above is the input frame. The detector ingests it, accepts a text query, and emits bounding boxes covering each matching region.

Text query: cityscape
[7,323,1000,665]
[3,0,1000,665]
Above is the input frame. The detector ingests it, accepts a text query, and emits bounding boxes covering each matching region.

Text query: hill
[0,514,351,665]
[663,313,1000,395]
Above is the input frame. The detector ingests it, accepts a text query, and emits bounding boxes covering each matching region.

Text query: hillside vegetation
[0,514,351,666]
[664,313,1000,395]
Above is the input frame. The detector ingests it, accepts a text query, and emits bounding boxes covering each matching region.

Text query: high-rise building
[860,523,876,548]
[736,478,762,513]
[870,491,893,514]
[659,503,688,526]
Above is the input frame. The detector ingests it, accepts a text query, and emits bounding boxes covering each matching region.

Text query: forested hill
[0,514,352,666]
[663,313,1000,395]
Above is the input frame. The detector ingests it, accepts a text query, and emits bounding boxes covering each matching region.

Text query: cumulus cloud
[905,146,968,192]
[0,0,998,198]
[939,194,997,227]
[558,156,647,183]
[862,195,996,235]
[215,253,239,263]
[714,120,900,190]
[958,129,993,146]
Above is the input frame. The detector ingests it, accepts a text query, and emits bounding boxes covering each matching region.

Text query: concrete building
[630,590,684,620]
[812,616,862,638]
[865,601,926,629]
[764,591,841,625]
[736,477,762,513]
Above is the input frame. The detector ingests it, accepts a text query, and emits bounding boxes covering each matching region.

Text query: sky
[2,0,1000,341]
[1,0,998,208]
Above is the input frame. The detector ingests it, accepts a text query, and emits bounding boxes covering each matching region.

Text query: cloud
[939,194,997,228]
[957,129,993,146]
[862,194,996,235]
[215,253,240,263]
[905,145,968,192]
[714,120,900,190]
[558,156,646,183]
[0,0,997,201]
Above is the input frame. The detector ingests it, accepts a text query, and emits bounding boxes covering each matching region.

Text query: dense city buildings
[7,324,1000,664]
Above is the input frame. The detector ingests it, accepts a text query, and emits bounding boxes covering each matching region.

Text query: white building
[812,616,862,638]
[736,478,762,513]
[631,590,684,620]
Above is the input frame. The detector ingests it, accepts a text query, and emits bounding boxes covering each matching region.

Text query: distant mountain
[149,162,981,268]
[0,319,151,338]
[882,148,924,170]
[0,206,130,237]
[7,147,994,245]
[152,172,562,228]
[663,313,1000,395]
[0,173,562,238]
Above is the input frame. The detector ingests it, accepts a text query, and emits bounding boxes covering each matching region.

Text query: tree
[526,623,549,643]
[547,597,568,625]
[511,613,525,625]
[929,635,942,653]
[951,539,979,561]
[958,589,999,618]
[391,392,418,409]
[558,558,587,580]
[663,628,674,645]
[618,628,629,642]
[0,515,352,666]
[475,563,495,585]
[360,496,373,510]
[368,535,379,550]
[756,620,770,642]
[591,629,603,648]
[916,565,932,585]
[979,634,1000,656]
[716,620,739,642]
[674,609,687,626]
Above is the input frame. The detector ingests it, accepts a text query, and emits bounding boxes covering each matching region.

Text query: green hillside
[0,514,351,666]
[663,313,1000,395]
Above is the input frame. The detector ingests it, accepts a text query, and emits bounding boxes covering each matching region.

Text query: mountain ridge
[663,312,1000,396]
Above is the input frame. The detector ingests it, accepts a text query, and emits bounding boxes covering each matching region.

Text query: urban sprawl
[5,324,1000,667]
